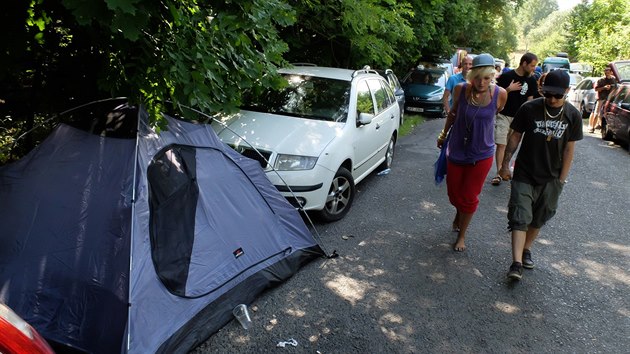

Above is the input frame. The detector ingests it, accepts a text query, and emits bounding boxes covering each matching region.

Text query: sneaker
[507,262,523,280]
[522,249,534,269]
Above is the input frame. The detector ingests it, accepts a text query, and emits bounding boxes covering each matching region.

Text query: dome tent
[0,99,324,353]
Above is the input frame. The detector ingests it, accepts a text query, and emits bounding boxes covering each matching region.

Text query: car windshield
[613,61,630,82]
[404,69,446,86]
[242,74,351,122]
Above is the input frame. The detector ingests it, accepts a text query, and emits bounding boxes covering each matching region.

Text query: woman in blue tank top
[436,54,507,252]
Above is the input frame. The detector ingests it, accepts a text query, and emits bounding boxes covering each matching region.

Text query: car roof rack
[291,63,317,66]
[353,66,379,78]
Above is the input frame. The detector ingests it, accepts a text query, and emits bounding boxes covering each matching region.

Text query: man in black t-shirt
[491,52,539,186]
[498,70,583,281]
[588,64,618,133]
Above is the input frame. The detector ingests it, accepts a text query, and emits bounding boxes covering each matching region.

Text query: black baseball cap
[542,70,570,95]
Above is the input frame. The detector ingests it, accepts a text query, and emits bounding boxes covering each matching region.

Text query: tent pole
[125,103,143,352]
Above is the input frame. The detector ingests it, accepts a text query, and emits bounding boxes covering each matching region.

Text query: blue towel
[434,132,450,185]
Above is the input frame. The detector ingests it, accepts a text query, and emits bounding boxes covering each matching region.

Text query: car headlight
[274,154,318,171]
[427,92,443,101]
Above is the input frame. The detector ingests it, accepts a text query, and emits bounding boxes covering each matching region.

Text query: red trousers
[446,156,493,213]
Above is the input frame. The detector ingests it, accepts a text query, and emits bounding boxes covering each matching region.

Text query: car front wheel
[601,119,613,141]
[318,167,355,222]
[580,101,589,118]
[379,135,396,171]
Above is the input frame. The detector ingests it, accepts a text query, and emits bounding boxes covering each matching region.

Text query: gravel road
[193,118,630,354]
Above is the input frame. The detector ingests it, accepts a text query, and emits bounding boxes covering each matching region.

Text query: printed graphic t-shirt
[497,69,538,117]
[510,98,583,185]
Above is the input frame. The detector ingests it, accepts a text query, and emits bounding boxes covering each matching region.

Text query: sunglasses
[543,92,565,99]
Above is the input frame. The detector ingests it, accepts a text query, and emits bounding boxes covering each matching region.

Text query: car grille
[229,145,272,169]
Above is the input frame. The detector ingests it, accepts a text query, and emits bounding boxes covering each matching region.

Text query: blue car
[401,65,449,118]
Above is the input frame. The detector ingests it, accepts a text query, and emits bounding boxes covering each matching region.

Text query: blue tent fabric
[0,102,324,353]
[434,131,450,185]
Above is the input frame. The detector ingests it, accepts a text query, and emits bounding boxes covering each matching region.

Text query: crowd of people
[437,51,587,281]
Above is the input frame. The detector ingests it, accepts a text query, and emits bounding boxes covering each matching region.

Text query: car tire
[317,167,355,222]
[601,119,613,141]
[580,101,589,118]
[378,134,396,171]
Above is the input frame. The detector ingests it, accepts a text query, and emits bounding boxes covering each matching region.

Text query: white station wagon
[213,65,400,221]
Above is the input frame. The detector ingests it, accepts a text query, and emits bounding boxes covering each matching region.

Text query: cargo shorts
[507,179,565,231]
[495,113,513,145]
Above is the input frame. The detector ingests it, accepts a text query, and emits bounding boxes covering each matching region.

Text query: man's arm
[437,84,463,148]
[499,131,523,180]
[559,141,577,183]
[442,89,452,116]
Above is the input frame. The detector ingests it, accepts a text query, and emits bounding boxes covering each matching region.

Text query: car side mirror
[357,112,374,126]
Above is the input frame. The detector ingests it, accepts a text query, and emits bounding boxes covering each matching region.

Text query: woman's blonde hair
[466,66,496,81]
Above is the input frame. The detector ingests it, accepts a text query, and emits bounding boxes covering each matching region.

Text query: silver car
[567,77,598,118]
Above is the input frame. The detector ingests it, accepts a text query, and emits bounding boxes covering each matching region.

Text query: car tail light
[0,303,54,354]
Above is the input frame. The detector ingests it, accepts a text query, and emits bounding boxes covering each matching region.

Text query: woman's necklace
[463,86,489,146]
[470,88,489,106]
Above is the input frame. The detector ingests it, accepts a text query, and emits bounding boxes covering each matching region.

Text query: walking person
[437,54,507,252]
[491,52,539,186]
[588,64,618,133]
[442,55,473,117]
[498,70,583,280]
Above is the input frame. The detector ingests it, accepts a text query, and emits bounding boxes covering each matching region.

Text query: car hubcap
[325,177,350,215]
[386,139,394,167]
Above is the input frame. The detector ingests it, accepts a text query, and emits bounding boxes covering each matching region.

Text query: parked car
[401,63,449,117]
[542,56,570,72]
[568,73,583,89]
[567,76,598,118]
[601,83,630,146]
[212,65,399,222]
[0,302,54,354]
[609,60,630,82]
[376,68,405,125]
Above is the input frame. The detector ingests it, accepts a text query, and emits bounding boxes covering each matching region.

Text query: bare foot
[453,237,466,252]
[452,215,460,232]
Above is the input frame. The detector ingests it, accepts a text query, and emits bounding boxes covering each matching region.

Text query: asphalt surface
[193,117,630,353]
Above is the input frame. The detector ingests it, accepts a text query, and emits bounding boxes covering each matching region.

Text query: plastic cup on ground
[233,304,252,330]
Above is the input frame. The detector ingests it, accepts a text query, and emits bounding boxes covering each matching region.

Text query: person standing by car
[442,55,473,117]
[436,54,507,252]
[490,52,539,186]
[588,65,618,133]
[498,70,583,280]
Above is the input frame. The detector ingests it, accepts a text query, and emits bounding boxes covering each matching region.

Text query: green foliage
[566,0,630,73]
[0,0,526,165]
[515,0,558,40]
[399,113,424,137]
[280,0,414,69]
[526,10,570,59]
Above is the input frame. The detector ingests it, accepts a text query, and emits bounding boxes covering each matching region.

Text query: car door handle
[375,123,380,130]
[390,114,395,120]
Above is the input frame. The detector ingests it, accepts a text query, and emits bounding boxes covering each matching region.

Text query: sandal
[491,175,502,186]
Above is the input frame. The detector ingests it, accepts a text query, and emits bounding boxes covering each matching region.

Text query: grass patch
[399,113,426,137]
